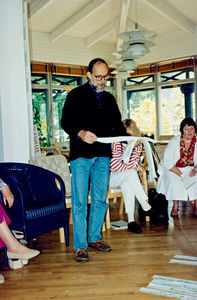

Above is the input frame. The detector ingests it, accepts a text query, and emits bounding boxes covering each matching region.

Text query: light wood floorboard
[1,200,197,300]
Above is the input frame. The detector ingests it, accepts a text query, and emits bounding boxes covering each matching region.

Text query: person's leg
[120,172,142,233]
[110,170,136,219]
[128,171,151,212]
[193,200,197,215]
[88,157,110,243]
[70,158,92,251]
[116,170,150,214]
[121,178,135,219]
[110,170,142,233]
[0,218,24,252]
[0,217,39,258]
[171,200,179,216]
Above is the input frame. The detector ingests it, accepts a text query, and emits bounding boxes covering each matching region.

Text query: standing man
[61,58,126,262]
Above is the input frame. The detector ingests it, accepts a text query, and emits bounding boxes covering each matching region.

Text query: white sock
[127,213,135,223]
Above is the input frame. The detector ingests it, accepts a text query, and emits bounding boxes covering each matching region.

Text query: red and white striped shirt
[110,142,142,172]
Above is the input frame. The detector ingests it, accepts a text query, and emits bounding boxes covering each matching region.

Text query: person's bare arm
[1,185,14,208]
[169,166,182,177]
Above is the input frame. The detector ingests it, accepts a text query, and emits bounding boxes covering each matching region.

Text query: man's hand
[78,130,97,144]
[1,185,14,208]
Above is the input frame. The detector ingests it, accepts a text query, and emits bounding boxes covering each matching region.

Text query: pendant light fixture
[112,0,156,77]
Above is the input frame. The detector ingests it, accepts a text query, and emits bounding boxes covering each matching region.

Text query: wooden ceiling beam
[29,0,51,18]
[144,0,196,35]
[50,0,109,42]
[116,0,131,51]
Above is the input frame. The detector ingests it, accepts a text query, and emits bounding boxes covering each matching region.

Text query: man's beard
[90,78,106,92]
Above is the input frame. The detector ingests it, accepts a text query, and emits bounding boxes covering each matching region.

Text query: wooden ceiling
[25,0,197,69]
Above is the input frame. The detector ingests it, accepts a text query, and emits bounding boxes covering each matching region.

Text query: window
[52,89,68,142]
[126,75,154,86]
[126,66,195,138]
[127,89,156,137]
[52,75,82,86]
[32,74,83,146]
[31,74,47,85]
[160,68,194,83]
[160,85,194,136]
[32,89,50,146]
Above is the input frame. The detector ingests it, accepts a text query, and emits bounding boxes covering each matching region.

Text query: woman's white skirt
[156,166,197,201]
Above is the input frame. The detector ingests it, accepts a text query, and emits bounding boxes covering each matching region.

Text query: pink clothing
[110,142,142,172]
[0,203,11,248]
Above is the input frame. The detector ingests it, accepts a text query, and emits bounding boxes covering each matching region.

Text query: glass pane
[32,89,50,146]
[127,89,156,137]
[126,75,154,86]
[160,68,194,82]
[52,75,82,86]
[31,74,47,85]
[106,78,113,87]
[52,89,68,142]
[160,85,194,135]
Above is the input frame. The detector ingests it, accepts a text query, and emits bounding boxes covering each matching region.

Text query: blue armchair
[0,162,69,246]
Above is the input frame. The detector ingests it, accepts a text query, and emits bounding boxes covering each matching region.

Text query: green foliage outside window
[32,91,51,147]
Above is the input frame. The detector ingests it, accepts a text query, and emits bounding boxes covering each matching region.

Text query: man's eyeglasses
[92,73,110,81]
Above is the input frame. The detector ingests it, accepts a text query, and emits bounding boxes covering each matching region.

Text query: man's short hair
[88,58,108,73]
[180,117,197,134]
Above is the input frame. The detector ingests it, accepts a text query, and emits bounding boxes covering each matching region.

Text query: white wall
[0,0,32,162]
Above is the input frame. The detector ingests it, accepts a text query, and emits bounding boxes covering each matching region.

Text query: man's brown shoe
[75,249,89,262]
[88,240,111,252]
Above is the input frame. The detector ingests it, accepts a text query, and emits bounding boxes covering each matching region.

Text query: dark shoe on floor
[75,249,89,262]
[88,240,111,252]
[128,222,142,234]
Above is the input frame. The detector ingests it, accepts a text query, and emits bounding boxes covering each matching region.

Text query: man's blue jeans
[70,157,110,251]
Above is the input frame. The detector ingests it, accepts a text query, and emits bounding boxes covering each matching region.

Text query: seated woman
[109,119,151,234]
[156,117,197,216]
[0,179,40,284]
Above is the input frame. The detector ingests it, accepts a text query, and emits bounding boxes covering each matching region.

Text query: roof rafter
[29,0,51,18]
[116,0,131,51]
[86,17,119,48]
[50,0,109,42]
[144,0,196,35]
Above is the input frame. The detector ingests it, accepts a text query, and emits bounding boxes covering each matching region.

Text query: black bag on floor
[138,188,168,224]
[148,188,169,224]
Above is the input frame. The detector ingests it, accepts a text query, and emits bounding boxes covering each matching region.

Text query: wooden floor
[1,200,197,300]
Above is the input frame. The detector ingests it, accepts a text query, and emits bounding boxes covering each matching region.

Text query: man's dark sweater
[61,82,126,161]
